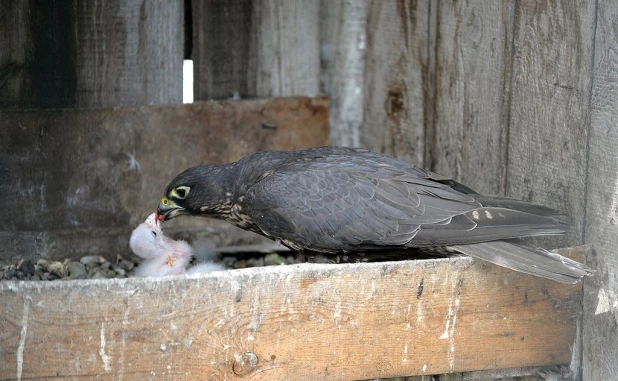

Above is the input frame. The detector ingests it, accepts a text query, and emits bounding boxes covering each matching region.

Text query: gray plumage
[157,146,592,283]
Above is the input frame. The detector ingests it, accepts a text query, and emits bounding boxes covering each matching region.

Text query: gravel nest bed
[0,251,304,282]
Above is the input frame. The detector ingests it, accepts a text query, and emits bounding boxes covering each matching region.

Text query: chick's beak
[157,197,184,221]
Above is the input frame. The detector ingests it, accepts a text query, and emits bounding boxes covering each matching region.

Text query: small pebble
[48,262,67,278]
[99,261,111,271]
[264,253,286,266]
[222,256,237,267]
[4,269,16,279]
[92,271,107,279]
[18,259,36,276]
[37,259,50,271]
[114,268,126,277]
[119,260,135,272]
[30,275,41,281]
[67,262,87,279]
[80,255,104,266]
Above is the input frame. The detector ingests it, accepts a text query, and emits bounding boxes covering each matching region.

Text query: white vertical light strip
[183,60,194,104]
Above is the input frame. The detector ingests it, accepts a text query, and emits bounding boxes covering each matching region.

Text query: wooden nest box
[0,247,585,380]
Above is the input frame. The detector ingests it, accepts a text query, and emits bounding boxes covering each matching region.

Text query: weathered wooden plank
[0,1,31,107]
[319,0,369,147]
[430,1,514,195]
[0,247,584,380]
[247,0,320,97]
[582,1,618,380]
[192,0,253,100]
[505,1,595,249]
[74,0,183,107]
[0,1,75,108]
[363,0,433,167]
[193,0,320,100]
[0,97,329,262]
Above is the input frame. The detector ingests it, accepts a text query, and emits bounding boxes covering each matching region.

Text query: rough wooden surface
[0,1,183,109]
[192,0,253,100]
[319,0,369,147]
[363,0,432,167]
[247,0,320,97]
[582,1,618,380]
[0,1,31,107]
[0,97,329,263]
[0,247,585,381]
[74,0,183,107]
[505,1,595,250]
[193,0,320,100]
[0,1,75,108]
[430,1,513,196]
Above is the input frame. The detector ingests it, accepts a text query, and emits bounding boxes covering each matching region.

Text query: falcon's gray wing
[242,159,564,252]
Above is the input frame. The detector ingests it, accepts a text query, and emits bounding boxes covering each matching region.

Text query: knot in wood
[232,352,258,376]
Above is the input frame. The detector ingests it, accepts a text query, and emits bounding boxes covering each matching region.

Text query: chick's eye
[151,230,157,238]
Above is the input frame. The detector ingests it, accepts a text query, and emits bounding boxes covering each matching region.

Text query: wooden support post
[583,1,618,379]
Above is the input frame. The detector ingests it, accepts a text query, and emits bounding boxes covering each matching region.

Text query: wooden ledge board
[0,247,585,380]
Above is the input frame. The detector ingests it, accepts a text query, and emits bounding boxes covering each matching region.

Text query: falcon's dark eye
[172,186,190,199]
[151,231,157,238]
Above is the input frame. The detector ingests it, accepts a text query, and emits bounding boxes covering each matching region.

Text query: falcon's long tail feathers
[475,195,565,217]
[449,239,593,284]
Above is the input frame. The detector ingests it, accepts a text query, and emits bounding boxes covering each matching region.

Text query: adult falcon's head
[157,164,235,221]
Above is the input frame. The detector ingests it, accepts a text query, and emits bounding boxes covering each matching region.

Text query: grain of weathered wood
[74,0,183,107]
[192,0,253,100]
[430,1,514,195]
[319,0,369,147]
[0,247,585,380]
[193,0,320,100]
[582,1,618,380]
[363,0,432,167]
[505,1,595,249]
[0,1,32,107]
[0,1,76,108]
[0,97,329,263]
[249,0,320,97]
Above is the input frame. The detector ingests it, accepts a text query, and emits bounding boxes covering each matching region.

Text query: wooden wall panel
[74,0,184,107]
[192,0,253,100]
[505,1,596,249]
[362,0,433,167]
[430,1,514,195]
[320,0,369,147]
[582,1,618,380]
[193,0,320,101]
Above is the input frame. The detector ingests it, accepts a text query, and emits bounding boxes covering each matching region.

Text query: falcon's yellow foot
[166,256,176,267]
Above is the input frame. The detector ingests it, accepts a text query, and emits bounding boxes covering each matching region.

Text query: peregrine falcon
[156,146,591,283]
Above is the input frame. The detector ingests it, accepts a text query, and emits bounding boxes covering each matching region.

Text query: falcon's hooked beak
[157,197,185,221]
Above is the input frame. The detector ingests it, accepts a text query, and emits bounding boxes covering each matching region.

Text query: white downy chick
[130,213,193,277]
[129,213,164,260]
